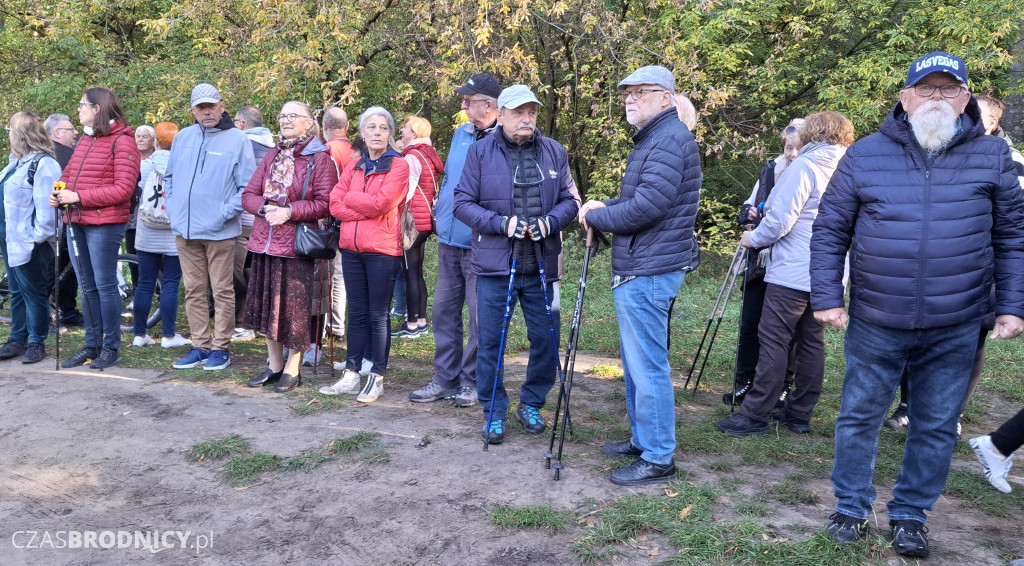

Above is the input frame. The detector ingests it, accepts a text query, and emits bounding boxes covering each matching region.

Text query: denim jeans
[475,272,558,420]
[832,317,980,523]
[430,243,477,388]
[68,223,127,351]
[0,239,54,344]
[341,250,399,375]
[613,271,685,466]
[134,251,183,338]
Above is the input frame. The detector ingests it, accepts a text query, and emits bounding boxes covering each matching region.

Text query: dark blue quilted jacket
[584,108,701,276]
[810,98,1024,329]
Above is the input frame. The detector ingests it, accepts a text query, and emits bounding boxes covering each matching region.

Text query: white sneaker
[132,334,156,347]
[356,373,383,403]
[302,347,322,367]
[161,334,192,348]
[360,358,373,376]
[231,328,255,341]
[319,370,362,396]
[970,435,1013,493]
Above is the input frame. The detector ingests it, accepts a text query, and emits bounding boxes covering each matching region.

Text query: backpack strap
[25,154,47,186]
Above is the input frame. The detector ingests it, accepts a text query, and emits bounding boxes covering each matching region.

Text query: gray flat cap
[191,83,222,106]
[617,65,675,93]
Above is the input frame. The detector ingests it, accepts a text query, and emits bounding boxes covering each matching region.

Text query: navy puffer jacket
[584,108,701,276]
[810,98,1024,329]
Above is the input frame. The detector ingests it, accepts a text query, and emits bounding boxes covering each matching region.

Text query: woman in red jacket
[241,101,336,392]
[393,115,444,338]
[319,107,408,403]
[48,87,141,370]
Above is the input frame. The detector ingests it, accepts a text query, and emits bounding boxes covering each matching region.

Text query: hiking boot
[770,409,811,434]
[969,435,1013,493]
[356,373,383,403]
[173,347,209,369]
[601,439,643,458]
[132,334,156,347]
[89,348,121,370]
[319,370,362,395]
[716,412,769,437]
[203,350,231,371]
[515,404,546,434]
[21,343,46,364]
[609,458,677,486]
[721,379,752,406]
[409,381,459,403]
[775,384,791,410]
[453,385,478,407]
[61,347,98,368]
[890,519,929,558]
[0,340,26,360]
[161,334,192,348]
[827,512,868,543]
[483,420,505,444]
[884,404,909,430]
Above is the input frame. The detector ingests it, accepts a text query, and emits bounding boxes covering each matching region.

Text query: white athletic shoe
[356,373,383,403]
[161,334,193,348]
[132,335,156,347]
[319,370,362,396]
[333,358,374,374]
[970,435,1013,493]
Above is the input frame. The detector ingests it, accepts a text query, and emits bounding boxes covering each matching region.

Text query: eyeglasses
[277,113,312,122]
[619,88,666,103]
[513,160,546,187]
[56,127,77,133]
[908,84,967,99]
[77,102,96,109]
[461,97,490,108]
[3,125,10,132]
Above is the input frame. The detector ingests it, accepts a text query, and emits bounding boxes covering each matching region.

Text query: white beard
[908,100,958,153]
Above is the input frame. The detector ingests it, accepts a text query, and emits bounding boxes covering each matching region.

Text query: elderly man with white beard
[810,52,1024,558]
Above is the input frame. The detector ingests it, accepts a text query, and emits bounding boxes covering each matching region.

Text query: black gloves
[527,216,551,241]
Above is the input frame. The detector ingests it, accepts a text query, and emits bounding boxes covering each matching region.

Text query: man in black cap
[407,73,501,409]
[812,51,1024,557]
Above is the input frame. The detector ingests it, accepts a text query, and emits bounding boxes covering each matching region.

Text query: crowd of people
[2,52,1024,560]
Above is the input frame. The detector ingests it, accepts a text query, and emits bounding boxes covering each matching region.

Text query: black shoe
[483,420,505,445]
[90,348,121,370]
[601,440,643,458]
[514,404,546,434]
[722,379,753,406]
[770,409,810,434]
[716,412,769,436]
[59,311,85,326]
[62,347,99,368]
[827,512,869,543]
[274,373,301,393]
[609,458,678,486]
[890,520,929,558]
[775,383,791,410]
[0,340,26,360]
[884,404,909,430]
[248,368,283,387]
[21,343,46,364]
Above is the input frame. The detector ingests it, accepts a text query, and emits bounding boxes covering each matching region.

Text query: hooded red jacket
[59,121,141,225]
[330,150,409,257]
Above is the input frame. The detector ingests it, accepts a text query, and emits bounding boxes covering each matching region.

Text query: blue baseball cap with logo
[904,52,968,87]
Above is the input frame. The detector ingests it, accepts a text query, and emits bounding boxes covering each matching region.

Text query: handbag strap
[295,156,317,228]
[409,149,436,209]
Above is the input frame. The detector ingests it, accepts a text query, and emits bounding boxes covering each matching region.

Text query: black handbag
[292,158,338,260]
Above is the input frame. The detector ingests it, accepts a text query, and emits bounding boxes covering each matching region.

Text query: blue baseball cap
[904,52,968,87]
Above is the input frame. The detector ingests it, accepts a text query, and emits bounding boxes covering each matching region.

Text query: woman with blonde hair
[0,112,61,363]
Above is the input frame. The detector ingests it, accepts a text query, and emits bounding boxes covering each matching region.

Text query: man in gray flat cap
[579,65,701,485]
[454,84,580,445]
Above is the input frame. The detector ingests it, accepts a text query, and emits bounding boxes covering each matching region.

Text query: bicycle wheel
[0,259,10,324]
[116,254,161,333]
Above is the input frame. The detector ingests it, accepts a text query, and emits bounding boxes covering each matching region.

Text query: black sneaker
[601,440,643,458]
[90,348,121,370]
[722,379,752,406]
[59,311,85,326]
[827,512,869,543]
[483,420,505,445]
[609,458,678,486]
[716,412,769,436]
[515,404,546,434]
[884,404,909,430]
[62,347,98,368]
[0,340,26,360]
[890,519,929,558]
[770,409,810,434]
[21,343,46,364]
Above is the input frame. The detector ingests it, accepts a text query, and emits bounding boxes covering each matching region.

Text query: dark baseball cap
[904,51,968,87]
[455,73,501,99]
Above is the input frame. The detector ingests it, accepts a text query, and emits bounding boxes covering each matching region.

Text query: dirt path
[0,355,1020,565]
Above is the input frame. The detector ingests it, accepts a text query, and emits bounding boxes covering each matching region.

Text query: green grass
[329,431,380,453]
[489,505,574,533]
[760,474,821,506]
[188,434,251,462]
[221,452,279,485]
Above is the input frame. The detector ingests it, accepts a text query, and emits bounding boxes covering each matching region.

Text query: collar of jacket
[197,111,237,132]
[277,134,328,157]
[354,148,403,174]
[474,120,498,141]
[632,107,680,144]
[498,127,539,150]
[884,96,983,150]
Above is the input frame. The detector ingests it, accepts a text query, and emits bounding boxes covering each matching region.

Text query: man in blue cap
[811,52,1024,558]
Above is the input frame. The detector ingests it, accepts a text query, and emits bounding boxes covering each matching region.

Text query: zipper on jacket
[184,127,209,239]
[628,233,638,255]
[915,167,932,328]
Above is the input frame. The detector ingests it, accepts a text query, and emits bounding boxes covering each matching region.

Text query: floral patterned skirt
[243,253,314,351]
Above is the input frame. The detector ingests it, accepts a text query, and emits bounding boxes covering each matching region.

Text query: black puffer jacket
[585,108,701,276]
[810,98,1024,329]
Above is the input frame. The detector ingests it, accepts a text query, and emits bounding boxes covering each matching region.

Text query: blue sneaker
[515,404,546,434]
[483,420,505,445]
[173,348,209,369]
[203,350,231,371]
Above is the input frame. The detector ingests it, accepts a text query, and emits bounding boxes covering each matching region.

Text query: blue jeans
[134,251,183,338]
[613,271,685,466]
[67,223,127,350]
[392,266,407,314]
[476,272,558,420]
[0,239,54,344]
[832,317,980,523]
[342,250,399,375]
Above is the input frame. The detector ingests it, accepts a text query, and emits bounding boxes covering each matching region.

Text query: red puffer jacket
[402,142,444,232]
[243,137,337,258]
[330,150,409,257]
[59,122,141,225]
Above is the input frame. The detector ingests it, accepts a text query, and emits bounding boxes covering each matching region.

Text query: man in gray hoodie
[164,83,256,371]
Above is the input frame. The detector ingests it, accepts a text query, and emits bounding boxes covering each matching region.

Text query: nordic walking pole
[55,182,99,370]
[688,245,746,395]
[546,228,598,479]
[729,224,757,412]
[54,203,61,370]
[532,240,566,463]
[484,239,520,452]
[683,241,745,389]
